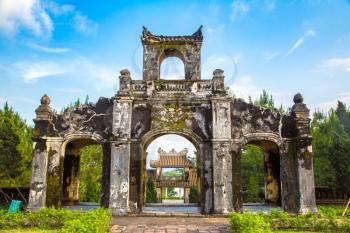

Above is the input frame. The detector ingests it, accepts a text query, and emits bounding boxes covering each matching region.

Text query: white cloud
[72,12,98,35]
[317,93,350,112]
[26,42,70,53]
[14,57,116,90]
[15,61,64,82]
[322,57,350,72]
[230,0,250,22]
[285,30,316,57]
[0,0,98,39]
[44,1,75,16]
[202,54,239,83]
[230,0,276,22]
[263,50,280,61]
[0,0,53,38]
[229,75,261,101]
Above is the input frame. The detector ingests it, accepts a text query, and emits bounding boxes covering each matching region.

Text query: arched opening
[141,133,201,213]
[159,49,185,80]
[61,138,103,209]
[240,140,281,210]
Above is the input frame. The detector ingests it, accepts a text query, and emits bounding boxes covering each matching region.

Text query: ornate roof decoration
[150,148,195,168]
[141,26,203,44]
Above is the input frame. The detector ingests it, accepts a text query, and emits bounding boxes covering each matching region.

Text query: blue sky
[0,0,350,124]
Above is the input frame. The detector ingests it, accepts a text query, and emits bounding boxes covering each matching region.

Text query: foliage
[0,207,111,233]
[241,144,265,203]
[230,206,350,233]
[0,102,33,187]
[166,187,177,198]
[189,187,199,203]
[312,103,350,192]
[254,90,275,110]
[145,176,157,203]
[79,145,103,203]
[229,212,270,233]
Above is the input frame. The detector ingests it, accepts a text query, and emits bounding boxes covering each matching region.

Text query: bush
[0,207,111,232]
[229,207,350,233]
[229,212,270,233]
[62,208,111,233]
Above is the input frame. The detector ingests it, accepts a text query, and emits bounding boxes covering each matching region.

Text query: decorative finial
[293,93,303,104]
[120,69,130,77]
[40,94,50,106]
[213,69,224,78]
[192,25,203,38]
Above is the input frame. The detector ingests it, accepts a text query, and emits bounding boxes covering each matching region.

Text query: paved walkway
[110,217,230,233]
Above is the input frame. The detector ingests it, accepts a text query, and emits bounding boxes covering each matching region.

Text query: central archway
[139,130,203,213]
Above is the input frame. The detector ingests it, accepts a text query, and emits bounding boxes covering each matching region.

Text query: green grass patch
[229,205,350,233]
[0,207,111,233]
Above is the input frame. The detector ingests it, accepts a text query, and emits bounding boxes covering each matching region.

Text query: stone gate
[28,26,316,215]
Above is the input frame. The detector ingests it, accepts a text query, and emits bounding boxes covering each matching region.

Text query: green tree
[255,90,274,109]
[79,145,103,202]
[145,176,157,203]
[241,144,265,203]
[0,102,33,187]
[312,110,350,192]
[189,187,199,203]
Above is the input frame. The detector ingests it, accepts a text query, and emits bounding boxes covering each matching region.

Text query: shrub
[62,208,111,233]
[229,212,270,233]
[0,207,111,232]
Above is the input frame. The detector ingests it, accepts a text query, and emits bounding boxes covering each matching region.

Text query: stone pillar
[200,142,213,214]
[27,139,49,211]
[110,91,133,215]
[28,95,54,211]
[280,139,299,212]
[211,89,233,213]
[291,94,317,213]
[109,141,131,215]
[184,188,190,203]
[231,142,243,212]
[156,188,162,203]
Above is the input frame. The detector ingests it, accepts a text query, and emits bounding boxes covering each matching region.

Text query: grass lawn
[0,229,60,233]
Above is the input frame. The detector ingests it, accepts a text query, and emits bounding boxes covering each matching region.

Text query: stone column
[231,142,243,212]
[184,188,190,203]
[27,138,49,211]
[280,139,299,212]
[28,95,54,211]
[211,88,233,214]
[110,88,133,215]
[200,142,213,214]
[156,188,162,203]
[291,94,317,213]
[109,141,131,215]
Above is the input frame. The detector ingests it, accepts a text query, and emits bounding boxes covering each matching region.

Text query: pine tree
[0,102,32,186]
[145,176,157,203]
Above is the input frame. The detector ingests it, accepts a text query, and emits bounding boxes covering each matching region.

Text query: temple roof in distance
[150,148,195,168]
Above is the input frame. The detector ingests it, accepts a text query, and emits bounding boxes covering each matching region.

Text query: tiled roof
[141,26,203,44]
[150,148,195,168]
